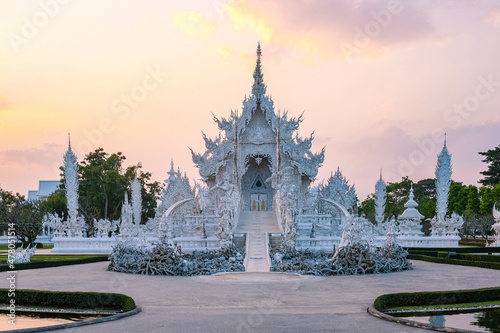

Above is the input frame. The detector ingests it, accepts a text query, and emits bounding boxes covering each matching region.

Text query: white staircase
[235,211,280,272]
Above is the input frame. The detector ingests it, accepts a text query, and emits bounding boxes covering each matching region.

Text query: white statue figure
[120,192,134,234]
[95,218,112,237]
[195,182,209,213]
[492,204,500,246]
[445,212,464,237]
[43,212,63,237]
[267,166,298,248]
[212,172,236,247]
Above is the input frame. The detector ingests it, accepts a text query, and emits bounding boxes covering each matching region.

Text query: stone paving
[3,259,500,332]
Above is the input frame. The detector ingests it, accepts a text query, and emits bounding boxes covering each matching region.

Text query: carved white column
[64,134,79,237]
[433,137,452,235]
[374,170,386,225]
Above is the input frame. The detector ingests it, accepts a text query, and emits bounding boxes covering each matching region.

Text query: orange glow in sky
[1,0,500,199]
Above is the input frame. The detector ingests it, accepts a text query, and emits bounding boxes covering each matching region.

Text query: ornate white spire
[131,176,142,225]
[405,183,418,209]
[251,41,267,99]
[435,136,452,223]
[399,182,424,224]
[166,159,177,183]
[374,170,386,225]
[63,133,80,235]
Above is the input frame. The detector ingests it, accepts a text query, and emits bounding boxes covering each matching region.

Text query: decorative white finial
[251,42,266,99]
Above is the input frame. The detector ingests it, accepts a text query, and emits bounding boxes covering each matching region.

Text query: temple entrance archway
[241,155,273,211]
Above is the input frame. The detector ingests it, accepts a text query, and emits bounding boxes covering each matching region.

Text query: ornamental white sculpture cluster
[13,246,36,264]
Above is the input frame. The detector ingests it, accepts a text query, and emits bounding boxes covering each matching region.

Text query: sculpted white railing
[296,214,341,237]
[296,235,461,251]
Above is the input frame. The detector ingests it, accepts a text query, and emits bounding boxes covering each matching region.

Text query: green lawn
[0,244,54,250]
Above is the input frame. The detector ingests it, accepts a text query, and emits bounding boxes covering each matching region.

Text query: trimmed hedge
[458,253,500,263]
[407,247,500,254]
[374,286,500,311]
[0,289,135,312]
[407,254,500,270]
[0,255,109,271]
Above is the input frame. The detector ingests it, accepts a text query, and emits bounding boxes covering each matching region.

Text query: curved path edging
[2,306,142,333]
[367,305,482,333]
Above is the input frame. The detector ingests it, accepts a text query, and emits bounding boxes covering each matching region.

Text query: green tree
[413,178,436,201]
[385,176,412,219]
[479,144,500,187]
[465,185,480,216]
[40,188,68,220]
[358,195,375,223]
[413,178,437,221]
[0,187,45,246]
[447,182,467,216]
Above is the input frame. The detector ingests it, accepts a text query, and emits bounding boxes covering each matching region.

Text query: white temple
[50,44,465,258]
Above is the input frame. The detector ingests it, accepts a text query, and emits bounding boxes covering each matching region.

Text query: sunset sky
[1,0,500,200]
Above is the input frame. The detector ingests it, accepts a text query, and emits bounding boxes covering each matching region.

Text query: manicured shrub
[0,289,135,312]
[0,255,109,271]
[407,254,500,270]
[457,253,500,263]
[374,287,500,311]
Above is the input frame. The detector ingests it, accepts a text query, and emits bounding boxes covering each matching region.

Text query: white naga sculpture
[13,246,36,264]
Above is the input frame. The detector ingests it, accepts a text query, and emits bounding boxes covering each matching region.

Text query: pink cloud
[0,144,62,166]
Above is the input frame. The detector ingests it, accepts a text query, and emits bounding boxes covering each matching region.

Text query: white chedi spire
[64,134,79,234]
[374,169,386,225]
[399,183,424,221]
[435,135,452,223]
[131,176,142,225]
[251,41,267,100]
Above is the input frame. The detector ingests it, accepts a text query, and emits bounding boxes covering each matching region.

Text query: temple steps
[235,211,280,234]
[235,211,281,273]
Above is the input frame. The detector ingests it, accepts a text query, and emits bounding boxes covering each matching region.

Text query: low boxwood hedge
[0,255,109,271]
[374,286,500,311]
[457,253,500,263]
[407,247,500,254]
[0,289,135,312]
[407,254,500,270]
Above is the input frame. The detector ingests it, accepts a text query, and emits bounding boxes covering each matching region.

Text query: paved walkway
[3,260,500,332]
